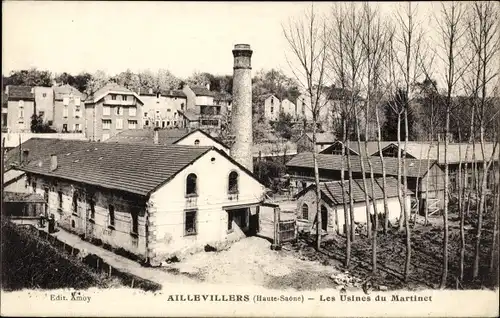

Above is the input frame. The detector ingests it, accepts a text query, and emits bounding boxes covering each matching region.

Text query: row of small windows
[102,119,137,130]
[185,171,239,196]
[103,106,137,116]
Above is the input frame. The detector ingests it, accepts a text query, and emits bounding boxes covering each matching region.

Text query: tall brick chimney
[230,44,253,171]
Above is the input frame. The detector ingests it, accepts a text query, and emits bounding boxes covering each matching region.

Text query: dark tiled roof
[178,110,200,122]
[5,139,92,169]
[86,82,140,103]
[297,177,405,204]
[4,191,45,203]
[15,138,212,196]
[190,86,215,97]
[320,141,394,156]
[287,152,437,178]
[105,128,190,145]
[7,86,35,100]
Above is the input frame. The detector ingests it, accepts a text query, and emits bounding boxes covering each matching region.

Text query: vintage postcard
[1,1,499,317]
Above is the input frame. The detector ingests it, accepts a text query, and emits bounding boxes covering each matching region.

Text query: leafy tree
[30,114,56,133]
[85,70,110,96]
[4,68,52,87]
[274,112,294,139]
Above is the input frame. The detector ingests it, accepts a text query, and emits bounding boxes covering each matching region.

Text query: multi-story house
[263,94,280,122]
[281,98,297,119]
[33,87,54,125]
[53,85,86,133]
[5,86,35,133]
[84,82,144,141]
[139,88,187,129]
[180,84,224,131]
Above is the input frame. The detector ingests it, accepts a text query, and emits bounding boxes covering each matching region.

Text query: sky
[3,1,437,80]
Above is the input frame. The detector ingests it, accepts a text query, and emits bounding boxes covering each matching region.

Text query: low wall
[3,133,87,148]
[21,225,161,291]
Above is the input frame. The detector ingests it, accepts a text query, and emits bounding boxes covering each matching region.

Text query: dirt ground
[160,236,353,291]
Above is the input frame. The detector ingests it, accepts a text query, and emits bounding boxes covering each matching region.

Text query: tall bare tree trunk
[312,114,322,251]
[355,104,372,239]
[346,138,356,241]
[341,118,351,267]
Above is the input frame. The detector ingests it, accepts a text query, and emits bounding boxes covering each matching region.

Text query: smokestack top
[234,44,251,50]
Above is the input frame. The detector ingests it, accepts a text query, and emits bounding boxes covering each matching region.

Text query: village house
[296,132,336,153]
[13,139,266,265]
[139,88,187,129]
[295,177,410,234]
[5,85,35,133]
[33,86,54,125]
[52,85,86,133]
[373,142,499,191]
[281,98,297,119]
[84,83,144,141]
[105,127,230,154]
[263,94,281,122]
[286,152,446,213]
[180,84,225,132]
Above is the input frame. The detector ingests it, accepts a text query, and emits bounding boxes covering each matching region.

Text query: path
[12,219,197,288]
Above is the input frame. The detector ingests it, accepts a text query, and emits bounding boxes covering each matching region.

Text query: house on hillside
[53,85,86,133]
[295,177,410,234]
[296,132,336,153]
[181,84,224,132]
[320,141,394,156]
[104,128,230,154]
[5,86,35,133]
[84,83,144,142]
[263,94,281,122]
[139,88,187,129]
[286,152,446,213]
[13,139,266,265]
[281,99,297,119]
[373,142,499,191]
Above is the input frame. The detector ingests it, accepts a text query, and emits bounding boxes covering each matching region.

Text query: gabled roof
[105,128,190,145]
[296,177,407,204]
[178,110,200,122]
[85,82,144,104]
[320,141,394,157]
[6,86,35,100]
[13,138,264,197]
[173,129,231,150]
[378,142,499,164]
[190,86,215,97]
[287,152,438,178]
[15,139,213,196]
[304,132,336,144]
[53,84,84,100]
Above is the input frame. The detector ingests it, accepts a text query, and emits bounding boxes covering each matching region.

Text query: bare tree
[283,4,331,250]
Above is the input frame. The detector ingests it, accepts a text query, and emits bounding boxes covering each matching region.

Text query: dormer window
[123,95,128,101]
[111,94,117,100]
[186,173,198,197]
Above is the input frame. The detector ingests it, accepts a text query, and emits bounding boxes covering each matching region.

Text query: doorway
[321,205,328,231]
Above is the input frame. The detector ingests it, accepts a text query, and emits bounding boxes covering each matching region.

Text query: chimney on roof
[153,127,159,145]
[22,149,29,165]
[50,154,58,171]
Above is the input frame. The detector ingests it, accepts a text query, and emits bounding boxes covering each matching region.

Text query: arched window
[228,171,239,194]
[194,139,200,146]
[301,204,309,220]
[186,173,198,196]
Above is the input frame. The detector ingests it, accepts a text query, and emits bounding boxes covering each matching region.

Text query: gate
[279,220,297,243]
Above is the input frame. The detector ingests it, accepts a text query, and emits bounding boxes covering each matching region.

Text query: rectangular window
[89,199,96,220]
[111,95,116,101]
[63,97,69,106]
[72,192,78,215]
[58,191,63,210]
[184,210,197,236]
[144,112,148,117]
[131,209,139,234]
[129,107,136,116]
[122,95,128,101]
[108,205,115,227]
[103,106,111,116]
[128,120,137,129]
[167,108,171,112]
[74,106,81,118]
[102,119,112,130]
[75,123,81,131]
[145,120,149,126]
[63,124,68,132]
[162,121,165,128]
[19,108,24,118]
[39,111,45,117]
[74,97,81,106]
[63,106,68,118]
[116,118,123,129]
